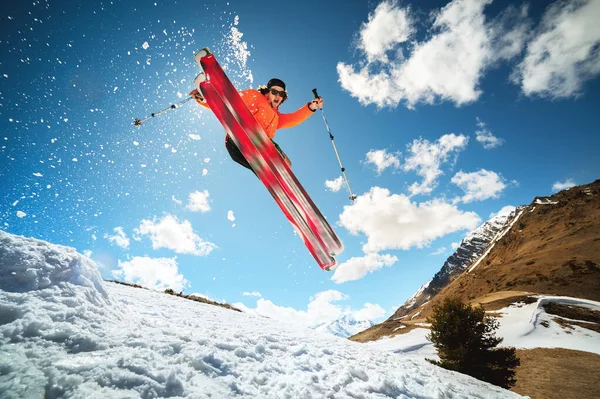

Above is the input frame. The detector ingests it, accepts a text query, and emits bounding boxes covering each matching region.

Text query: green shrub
[427,297,520,388]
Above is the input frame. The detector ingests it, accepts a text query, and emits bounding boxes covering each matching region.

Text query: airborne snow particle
[142,41,149,50]
[16,211,26,218]
[202,169,208,176]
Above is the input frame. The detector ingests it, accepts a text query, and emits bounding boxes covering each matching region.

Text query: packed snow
[0,231,523,398]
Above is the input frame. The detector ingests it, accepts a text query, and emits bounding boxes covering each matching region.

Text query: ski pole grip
[312,88,319,98]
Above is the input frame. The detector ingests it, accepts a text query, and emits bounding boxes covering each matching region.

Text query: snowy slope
[0,231,524,398]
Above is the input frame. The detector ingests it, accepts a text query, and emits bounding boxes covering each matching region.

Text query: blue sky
[1,0,599,327]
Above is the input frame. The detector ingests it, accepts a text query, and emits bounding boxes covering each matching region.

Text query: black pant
[225,136,253,171]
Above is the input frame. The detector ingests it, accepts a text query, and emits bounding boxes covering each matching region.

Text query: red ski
[194,48,343,270]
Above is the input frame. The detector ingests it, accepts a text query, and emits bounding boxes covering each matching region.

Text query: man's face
[265,86,286,109]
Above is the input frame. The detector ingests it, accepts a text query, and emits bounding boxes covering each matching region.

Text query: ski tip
[194,73,207,91]
[322,259,338,272]
[194,48,212,67]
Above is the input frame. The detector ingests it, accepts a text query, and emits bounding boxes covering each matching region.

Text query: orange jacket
[198,89,315,139]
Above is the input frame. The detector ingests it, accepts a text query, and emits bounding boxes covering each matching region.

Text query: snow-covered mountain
[313,314,374,338]
[392,206,520,317]
[0,230,522,398]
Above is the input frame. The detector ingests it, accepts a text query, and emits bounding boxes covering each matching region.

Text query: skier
[189,78,323,170]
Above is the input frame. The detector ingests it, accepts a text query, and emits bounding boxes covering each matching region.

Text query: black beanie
[267,78,286,90]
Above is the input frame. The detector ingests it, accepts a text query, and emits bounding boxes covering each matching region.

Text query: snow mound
[0,231,107,299]
[0,231,114,372]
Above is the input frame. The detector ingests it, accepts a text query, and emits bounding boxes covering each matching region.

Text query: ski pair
[194,48,343,270]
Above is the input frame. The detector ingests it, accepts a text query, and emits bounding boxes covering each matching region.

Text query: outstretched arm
[278,96,324,129]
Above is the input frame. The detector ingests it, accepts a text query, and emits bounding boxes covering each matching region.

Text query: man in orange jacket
[189,78,323,171]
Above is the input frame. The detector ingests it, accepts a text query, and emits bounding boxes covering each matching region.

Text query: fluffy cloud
[357,1,414,63]
[234,290,386,328]
[186,190,211,213]
[136,214,217,256]
[339,187,481,253]
[514,0,600,98]
[489,205,517,220]
[104,227,130,249]
[331,253,398,283]
[325,176,344,192]
[338,0,530,109]
[352,303,387,321]
[475,118,504,149]
[451,169,506,203]
[112,256,189,292]
[552,178,576,192]
[365,149,401,174]
[403,133,469,196]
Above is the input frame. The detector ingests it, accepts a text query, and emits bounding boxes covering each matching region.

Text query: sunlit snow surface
[0,231,522,398]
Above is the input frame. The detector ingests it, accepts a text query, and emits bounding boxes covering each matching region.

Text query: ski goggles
[269,88,287,98]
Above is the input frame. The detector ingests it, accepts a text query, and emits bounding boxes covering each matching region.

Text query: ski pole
[133,96,194,126]
[312,88,357,201]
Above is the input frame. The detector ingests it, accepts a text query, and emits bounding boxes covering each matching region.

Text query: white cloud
[235,290,385,328]
[242,291,262,297]
[325,176,344,192]
[352,303,387,321]
[365,149,401,174]
[136,214,217,256]
[450,241,460,249]
[186,190,211,212]
[403,133,469,196]
[489,205,516,220]
[249,290,348,327]
[338,0,530,109]
[104,227,130,249]
[331,253,398,283]
[227,210,235,222]
[475,117,504,149]
[357,0,414,63]
[514,0,600,98]
[112,256,189,292]
[430,247,447,256]
[552,178,576,192]
[451,169,506,203]
[339,187,480,253]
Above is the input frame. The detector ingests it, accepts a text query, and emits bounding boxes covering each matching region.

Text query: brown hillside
[351,180,600,342]
[510,348,600,399]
